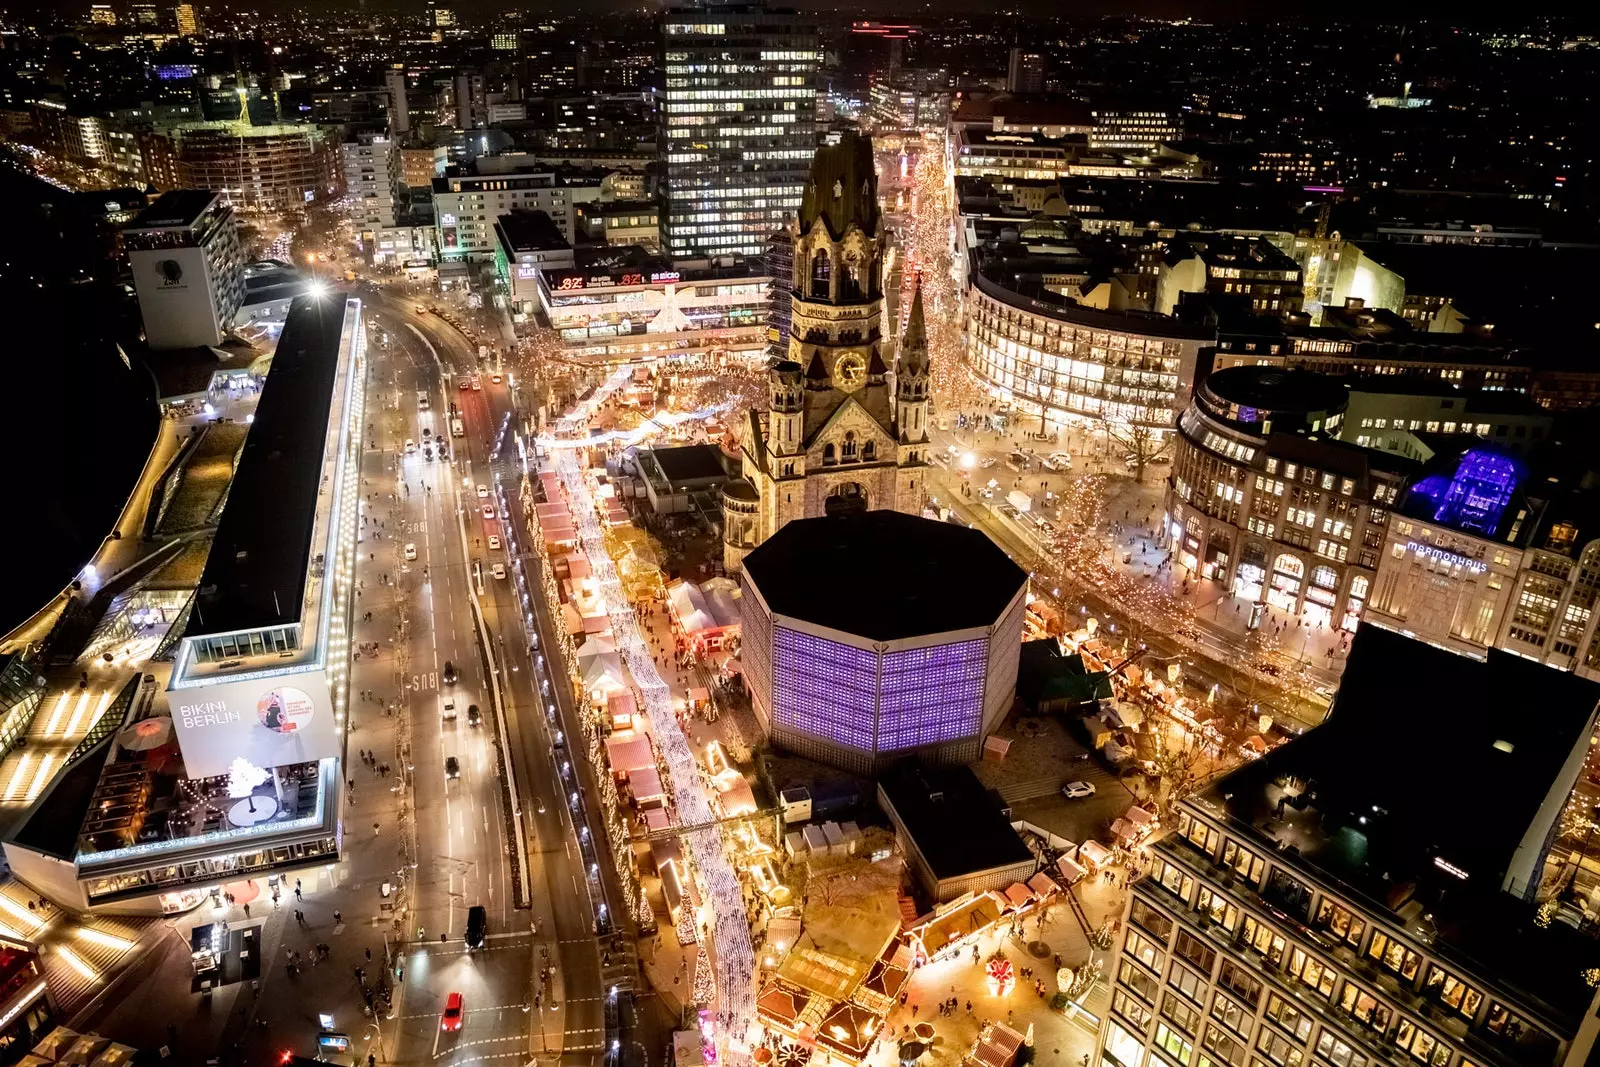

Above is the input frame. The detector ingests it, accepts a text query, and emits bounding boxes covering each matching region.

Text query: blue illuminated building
[1404,448,1524,537]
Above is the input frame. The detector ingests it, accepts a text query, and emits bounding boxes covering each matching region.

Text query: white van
[451,417,465,438]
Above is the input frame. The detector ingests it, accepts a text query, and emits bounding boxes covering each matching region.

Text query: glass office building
[660,1,820,258]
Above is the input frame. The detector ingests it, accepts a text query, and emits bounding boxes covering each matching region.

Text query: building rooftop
[1199,366,1349,427]
[1396,444,1531,542]
[878,763,1033,882]
[1192,623,1600,1026]
[647,444,727,486]
[950,91,1092,129]
[184,295,348,637]
[495,209,569,253]
[742,512,1027,643]
[127,189,218,231]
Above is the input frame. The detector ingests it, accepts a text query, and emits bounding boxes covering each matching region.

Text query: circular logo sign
[257,686,316,734]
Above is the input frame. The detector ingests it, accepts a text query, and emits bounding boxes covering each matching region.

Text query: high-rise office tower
[174,2,199,35]
[89,4,117,25]
[131,3,160,27]
[661,1,820,260]
[427,1,454,29]
[1006,47,1045,93]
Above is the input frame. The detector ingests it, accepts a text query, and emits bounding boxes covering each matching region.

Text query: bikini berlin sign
[171,672,338,778]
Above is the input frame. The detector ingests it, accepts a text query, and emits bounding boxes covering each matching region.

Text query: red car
[441,991,464,1032]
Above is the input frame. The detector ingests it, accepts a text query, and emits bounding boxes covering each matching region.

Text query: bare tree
[1105,420,1173,483]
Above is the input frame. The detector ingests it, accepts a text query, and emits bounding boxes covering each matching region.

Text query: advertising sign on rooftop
[170,671,338,778]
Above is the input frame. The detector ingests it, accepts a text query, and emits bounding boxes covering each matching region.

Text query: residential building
[1100,623,1600,1067]
[1165,366,1410,632]
[124,190,246,349]
[453,73,485,128]
[400,145,447,189]
[740,512,1027,774]
[1156,235,1305,320]
[660,1,821,258]
[385,70,409,134]
[1088,101,1181,151]
[1339,381,1554,459]
[341,130,400,238]
[137,122,343,214]
[1006,48,1046,94]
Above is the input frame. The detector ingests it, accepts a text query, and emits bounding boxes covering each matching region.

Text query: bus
[417,390,430,411]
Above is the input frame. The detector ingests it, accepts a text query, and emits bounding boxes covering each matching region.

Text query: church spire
[899,280,929,377]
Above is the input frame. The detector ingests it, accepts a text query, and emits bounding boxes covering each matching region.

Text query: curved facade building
[962,270,1210,430]
[139,122,343,214]
[1165,366,1409,630]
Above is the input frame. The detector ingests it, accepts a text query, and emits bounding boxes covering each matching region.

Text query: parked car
[404,543,417,561]
[1061,781,1097,799]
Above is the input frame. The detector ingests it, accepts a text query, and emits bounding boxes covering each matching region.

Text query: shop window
[1106,1021,1146,1067]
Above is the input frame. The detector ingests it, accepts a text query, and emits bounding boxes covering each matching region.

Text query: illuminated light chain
[636,883,655,930]
[677,898,699,947]
[692,941,716,1007]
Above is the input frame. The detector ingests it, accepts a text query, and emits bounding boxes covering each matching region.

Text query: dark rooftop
[648,444,727,485]
[878,763,1034,882]
[742,512,1027,642]
[495,209,569,253]
[1198,623,1600,1023]
[1201,366,1349,421]
[185,294,350,637]
[127,189,218,230]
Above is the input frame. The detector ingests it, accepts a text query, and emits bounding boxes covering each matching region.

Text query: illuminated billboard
[170,671,339,778]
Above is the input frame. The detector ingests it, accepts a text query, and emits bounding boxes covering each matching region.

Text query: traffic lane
[396,935,534,1064]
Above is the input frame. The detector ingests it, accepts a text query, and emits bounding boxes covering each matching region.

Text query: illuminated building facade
[722,133,931,572]
[137,121,342,214]
[432,168,606,260]
[660,1,820,258]
[739,512,1027,774]
[962,265,1208,431]
[534,256,766,362]
[1099,623,1600,1067]
[1165,367,1408,632]
[1366,448,1600,678]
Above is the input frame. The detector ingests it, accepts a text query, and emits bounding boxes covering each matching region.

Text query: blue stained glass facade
[1408,449,1523,538]
[878,640,986,752]
[773,628,878,753]
[770,627,989,766]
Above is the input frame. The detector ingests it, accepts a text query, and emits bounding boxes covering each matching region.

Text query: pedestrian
[243,902,250,918]
[334,910,343,925]
[366,947,373,962]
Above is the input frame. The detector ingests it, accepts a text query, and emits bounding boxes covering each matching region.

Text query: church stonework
[722,130,932,573]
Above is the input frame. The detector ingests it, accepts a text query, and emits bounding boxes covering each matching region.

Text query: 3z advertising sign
[170,672,339,778]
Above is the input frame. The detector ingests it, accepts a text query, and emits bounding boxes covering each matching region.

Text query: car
[491,562,506,580]
[440,992,464,1032]
[424,447,433,461]
[490,372,503,384]
[980,457,998,469]
[442,695,457,721]
[482,504,496,520]
[414,304,427,316]
[465,905,487,949]
[459,377,472,390]
[442,660,458,685]
[470,376,482,391]
[422,427,432,439]
[445,756,460,779]
[404,543,418,561]
[487,535,501,550]
[477,484,489,498]
[1061,781,1097,799]
[404,438,416,454]
[435,442,448,459]
[467,704,481,727]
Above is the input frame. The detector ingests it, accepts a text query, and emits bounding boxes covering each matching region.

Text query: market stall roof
[582,652,630,694]
[757,981,811,1027]
[630,766,666,801]
[814,1001,881,1059]
[913,892,1005,956]
[717,776,757,816]
[33,1030,78,1061]
[1003,882,1033,908]
[669,577,743,635]
[569,556,592,580]
[606,735,655,774]
[971,1023,1026,1067]
[1026,871,1060,897]
[1056,855,1088,884]
[1080,840,1113,867]
[644,807,673,831]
